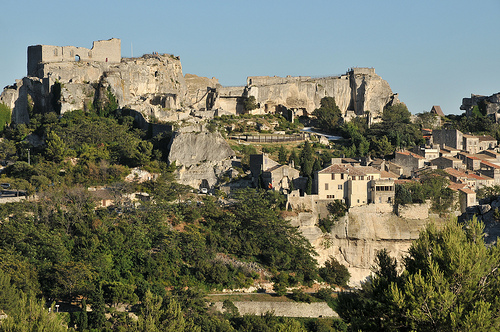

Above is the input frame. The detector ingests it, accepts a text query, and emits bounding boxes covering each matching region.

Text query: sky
[1,0,499,115]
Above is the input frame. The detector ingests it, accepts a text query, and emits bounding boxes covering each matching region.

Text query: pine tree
[45,131,68,163]
[278,145,288,164]
[89,285,106,329]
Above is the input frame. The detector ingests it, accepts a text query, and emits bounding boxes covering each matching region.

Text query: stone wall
[396,201,431,219]
[28,38,121,77]
[213,301,337,318]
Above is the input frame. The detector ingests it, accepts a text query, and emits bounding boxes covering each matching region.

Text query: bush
[319,257,350,287]
[0,103,12,132]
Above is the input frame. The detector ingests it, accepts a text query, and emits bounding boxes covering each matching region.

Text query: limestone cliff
[245,68,399,121]
[1,39,403,126]
[167,128,236,189]
[287,202,446,286]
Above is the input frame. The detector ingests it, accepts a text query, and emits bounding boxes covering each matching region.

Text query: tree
[243,96,258,111]
[0,291,69,331]
[319,256,350,287]
[278,145,288,164]
[382,103,411,124]
[45,131,68,163]
[300,141,314,177]
[337,217,500,331]
[89,284,106,329]
[312,97,342,133]
[0,103,11,132]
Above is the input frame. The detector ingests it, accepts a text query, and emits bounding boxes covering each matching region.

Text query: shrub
[319,257,350,287]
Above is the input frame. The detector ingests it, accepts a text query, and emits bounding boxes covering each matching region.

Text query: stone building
[462,134,480,154]
[370,178,396,204]
[249,154,279,187]
[432,129,463,151]
[432,129,498,154]
[431,156,463,170]
[261,164,300,193]
[393,150,426,177]
[314,163,390,207]
[478,135,497,151]
[478,160,500,185]
[459,188,476,214]
[412,145,440,160]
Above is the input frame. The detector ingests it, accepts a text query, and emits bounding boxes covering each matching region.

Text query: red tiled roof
[318,164,381,176]
[318,164,349,174]
[380,170,399,179]
[458,187,476,194]
[396,150,425,159]
[443,167,467,178]
[478,135,496,142]
[431,105,445,117]
[481,160,500,169]
[448,183,467,191]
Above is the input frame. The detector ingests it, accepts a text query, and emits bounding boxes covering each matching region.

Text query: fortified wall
[28,38,121,77]
[2,39,403,127]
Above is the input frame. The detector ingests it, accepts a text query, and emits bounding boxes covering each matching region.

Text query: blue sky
[1,0,499,115]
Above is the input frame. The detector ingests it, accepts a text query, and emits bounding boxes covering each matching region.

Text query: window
[331,173,335,180]
[341,174,344,180]
[360,176,364,180]
[327,195,335,199]
[338,184,342,190]
[325,183,329,190]
[357,199,360,203]
[352,176,356,180]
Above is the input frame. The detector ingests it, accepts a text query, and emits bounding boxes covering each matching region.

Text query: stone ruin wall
[3,38,402,127]
[28,38,121,77]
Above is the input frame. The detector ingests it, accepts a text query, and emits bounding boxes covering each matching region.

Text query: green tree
[319,256,350,287]
[0,291,69,331]
[312,97,342,133]
[278,145,288,164]
[89,284,106,329]
[338,218,500,331]
[0,103,11,132]
[243,96,258,111]
[45,131,68,163]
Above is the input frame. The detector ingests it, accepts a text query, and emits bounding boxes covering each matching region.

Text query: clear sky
[1,0,499,115]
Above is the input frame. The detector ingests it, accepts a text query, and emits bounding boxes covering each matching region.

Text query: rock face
[461,92,500,121]
[167,128,236,189]
[287,202,445,286]
[1,39,403,126]
[244,68,400,121]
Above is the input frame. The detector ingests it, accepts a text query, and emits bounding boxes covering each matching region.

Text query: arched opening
[75,55,81,62]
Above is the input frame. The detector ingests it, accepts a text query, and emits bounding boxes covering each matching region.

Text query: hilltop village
[1,38,500,330]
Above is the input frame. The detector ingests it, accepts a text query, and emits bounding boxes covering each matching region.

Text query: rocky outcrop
[245,68,400,121]
[464,196,500,245]
[461,92,500,120]
[1,41,403,126]
[287,203,445,286]
[167,128,236,189]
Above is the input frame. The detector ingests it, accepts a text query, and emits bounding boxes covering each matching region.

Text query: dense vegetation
[336,217,500,331]
[0,103,348,330]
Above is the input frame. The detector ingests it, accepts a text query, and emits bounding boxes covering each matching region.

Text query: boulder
[478,204,492,215]
[167,130,235,189]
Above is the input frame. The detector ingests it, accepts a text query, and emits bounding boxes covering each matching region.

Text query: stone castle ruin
[27,38,121,77]
[1,38,402,127]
